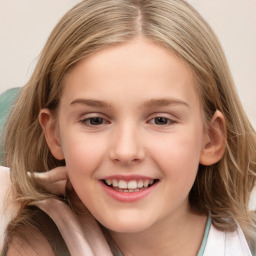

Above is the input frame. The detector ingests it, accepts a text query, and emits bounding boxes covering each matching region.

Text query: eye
[80,117,107,126]
[148,117,176,126]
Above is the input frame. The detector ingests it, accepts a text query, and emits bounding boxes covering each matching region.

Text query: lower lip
[100,181,158,202]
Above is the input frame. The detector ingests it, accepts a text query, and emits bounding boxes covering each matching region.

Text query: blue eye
[80,117,106,126]
[149,117,175,126]
[154,117,168,125]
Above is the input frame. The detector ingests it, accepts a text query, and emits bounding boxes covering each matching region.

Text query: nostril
[111,157,143,165]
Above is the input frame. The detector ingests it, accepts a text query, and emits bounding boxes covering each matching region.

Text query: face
[48,37,210,233]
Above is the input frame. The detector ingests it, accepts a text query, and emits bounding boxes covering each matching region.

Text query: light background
[0,0,255,126]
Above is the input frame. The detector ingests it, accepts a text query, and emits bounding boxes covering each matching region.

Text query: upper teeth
[105,179,154,189]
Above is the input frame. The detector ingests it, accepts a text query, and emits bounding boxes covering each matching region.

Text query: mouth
[101,178,159,193]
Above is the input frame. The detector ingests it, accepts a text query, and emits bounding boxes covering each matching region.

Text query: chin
[100,216,153,234]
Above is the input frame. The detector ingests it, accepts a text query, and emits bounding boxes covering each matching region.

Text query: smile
[103,178,156,192]
[100,177,159,202]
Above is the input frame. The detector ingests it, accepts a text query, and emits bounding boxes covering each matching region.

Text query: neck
[109,208,207,256]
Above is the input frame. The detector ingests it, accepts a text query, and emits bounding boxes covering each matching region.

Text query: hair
[3,0,256,253]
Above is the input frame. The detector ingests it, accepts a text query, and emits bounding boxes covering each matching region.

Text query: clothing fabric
[0,166,254,255]
[0,166,20,250]
[204,220,252,256]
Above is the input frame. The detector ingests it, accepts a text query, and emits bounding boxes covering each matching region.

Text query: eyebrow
[143,98,190,108]
[70,98,189,108]
[70,99,112,108]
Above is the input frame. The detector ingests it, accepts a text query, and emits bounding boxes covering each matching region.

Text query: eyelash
[79,115,176,127]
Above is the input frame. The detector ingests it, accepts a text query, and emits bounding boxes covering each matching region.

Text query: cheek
[151,134,202,209]
[60,130,107,178]
[149,129,203,181]
[60,135,103,207]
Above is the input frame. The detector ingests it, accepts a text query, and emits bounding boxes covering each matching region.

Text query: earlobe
[39,109,65,160]
[200,110,226,166]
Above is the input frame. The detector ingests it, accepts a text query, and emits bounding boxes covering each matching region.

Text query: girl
[1,0,256,255]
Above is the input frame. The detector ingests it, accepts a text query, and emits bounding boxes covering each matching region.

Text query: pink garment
[0,166,20,249]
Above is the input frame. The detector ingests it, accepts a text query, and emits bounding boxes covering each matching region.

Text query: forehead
[61,37,199,108]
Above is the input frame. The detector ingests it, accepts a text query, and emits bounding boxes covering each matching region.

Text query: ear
[39,109,64,160]
[200,110,226,166]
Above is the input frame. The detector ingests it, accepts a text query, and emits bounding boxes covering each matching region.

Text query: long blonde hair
[3,0,256,246]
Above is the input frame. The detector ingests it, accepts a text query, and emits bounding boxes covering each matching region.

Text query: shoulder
[0,166,20,251]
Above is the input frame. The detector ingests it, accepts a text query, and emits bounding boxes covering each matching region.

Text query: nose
[109,124,145,165]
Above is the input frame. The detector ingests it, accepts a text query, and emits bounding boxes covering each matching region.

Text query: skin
[40,36,226,256]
